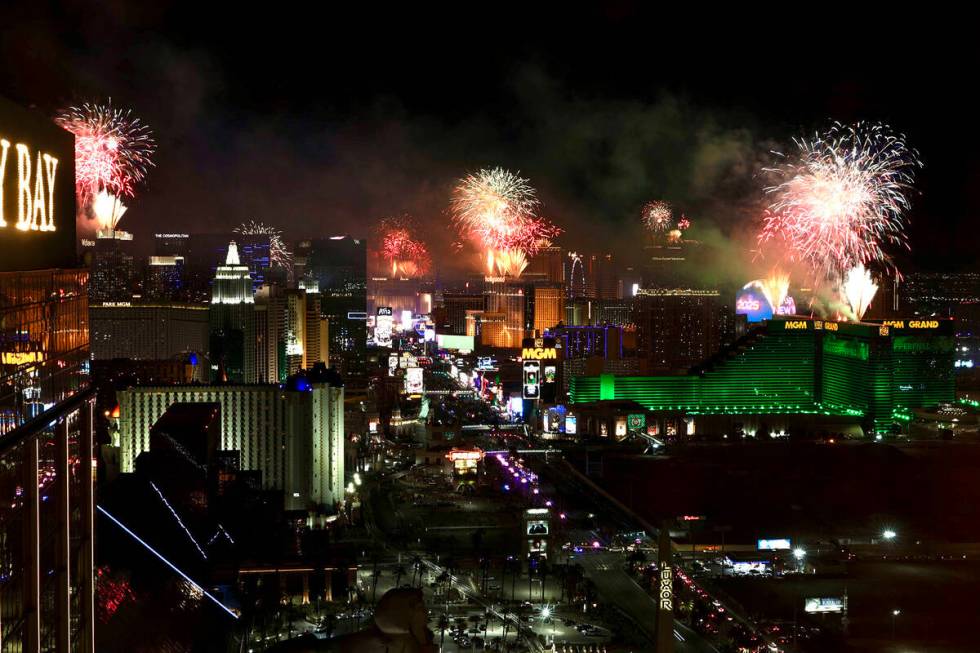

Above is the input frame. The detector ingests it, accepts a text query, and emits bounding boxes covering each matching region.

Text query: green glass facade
[569,318,955,433]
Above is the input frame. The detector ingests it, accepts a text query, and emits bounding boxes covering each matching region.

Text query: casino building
[0,96,96,651]
[569,316,956,438]
[116,364,346,511]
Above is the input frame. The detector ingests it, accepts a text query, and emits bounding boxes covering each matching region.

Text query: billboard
[404,366,424,394]
[436,334,475,352]
[0,96,77,271]
[522,360,540,399]
[736,286,773,323]
[757,538,791,551]
[776,295,797,316]
[375,307,393,347]
[565,414,577,434]
[804,597,845,614]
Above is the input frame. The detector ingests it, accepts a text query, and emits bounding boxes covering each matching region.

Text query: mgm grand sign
[521,336,561,361]
[0,96,76,272]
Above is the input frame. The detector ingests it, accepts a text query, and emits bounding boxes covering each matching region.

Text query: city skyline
[1,7,978,653]
[0,6,977,270]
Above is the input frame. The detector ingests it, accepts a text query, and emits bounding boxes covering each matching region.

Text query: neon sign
[658,561,673,611]
[883,319,941,329]
[0,137,58,232]
[522,347,558,360]
[447,449,484,462]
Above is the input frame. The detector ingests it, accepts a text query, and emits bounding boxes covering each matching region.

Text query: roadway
[574,550,718,653]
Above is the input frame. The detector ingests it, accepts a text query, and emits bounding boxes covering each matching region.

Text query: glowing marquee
[447,449,484,462]
[0,137,58,232]
[522,347,558,360]
[883,319,941,329]
[658,560,673,611]
[1,351,45,365]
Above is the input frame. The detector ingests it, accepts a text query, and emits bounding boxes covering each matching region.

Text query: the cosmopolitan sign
[0,97,76,271]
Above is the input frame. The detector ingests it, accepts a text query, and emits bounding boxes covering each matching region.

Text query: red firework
[55,101,156,203]
[377,217,430,277]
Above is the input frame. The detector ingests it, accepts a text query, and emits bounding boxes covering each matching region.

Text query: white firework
[235,220,293,270]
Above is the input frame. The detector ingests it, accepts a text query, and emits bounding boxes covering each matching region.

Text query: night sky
[1,4,975,271]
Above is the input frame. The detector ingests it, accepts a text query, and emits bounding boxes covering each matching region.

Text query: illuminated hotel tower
[209,242,257,382]
[211,241,254,305]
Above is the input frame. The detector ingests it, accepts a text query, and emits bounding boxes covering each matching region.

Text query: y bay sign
[0,96,76,272]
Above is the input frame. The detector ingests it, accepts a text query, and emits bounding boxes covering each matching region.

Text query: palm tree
[371,566,382,604]
[394,564,407,588]
[411,555,423,588]
[438,613,450,647]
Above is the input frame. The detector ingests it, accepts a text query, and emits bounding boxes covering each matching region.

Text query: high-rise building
[0,93,96,651]
[157,233,273,303]
[90,303,208,361]
[592,253,621,300]
[144,255,185,301]
[633,288,734,371]
[153,232,191,258]
[475,312,509,349]
[570,316,956,437]
[90,231,135,304]
[284,279,330,374]
[307,236,366,381]
[524,246,565,285]
[483,277,525,348]
[437,292,485,335]
[298,276,329,369]
[528,283,565,336]
[902,272,980,328]
[116,364,346,510]
[367,277,427,317]
[254,284,285,383]
[208,242,256,382]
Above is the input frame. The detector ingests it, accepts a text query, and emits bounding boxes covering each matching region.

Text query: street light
[792,548,806,560]
[882,529,897,541]
[891,609,900,638]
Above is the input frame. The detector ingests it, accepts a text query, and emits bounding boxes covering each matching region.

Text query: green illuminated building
[569,317,955,435]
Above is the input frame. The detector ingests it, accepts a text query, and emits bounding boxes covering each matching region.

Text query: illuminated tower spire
[211,241,254,305]
[225,240,241,265]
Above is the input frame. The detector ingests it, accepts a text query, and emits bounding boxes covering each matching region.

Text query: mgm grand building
[568,317,955,439]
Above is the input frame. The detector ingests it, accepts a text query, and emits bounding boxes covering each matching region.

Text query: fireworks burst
[759,122,920,282]
[761,269,790,315]
[235,220,293,270]
[641,201,673,233]
[841,264,878,321]
[55,101,156,203]
[92,191,128,232]
[375,216,430,278]
[747,268,791,315]
[451,167,559,277]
